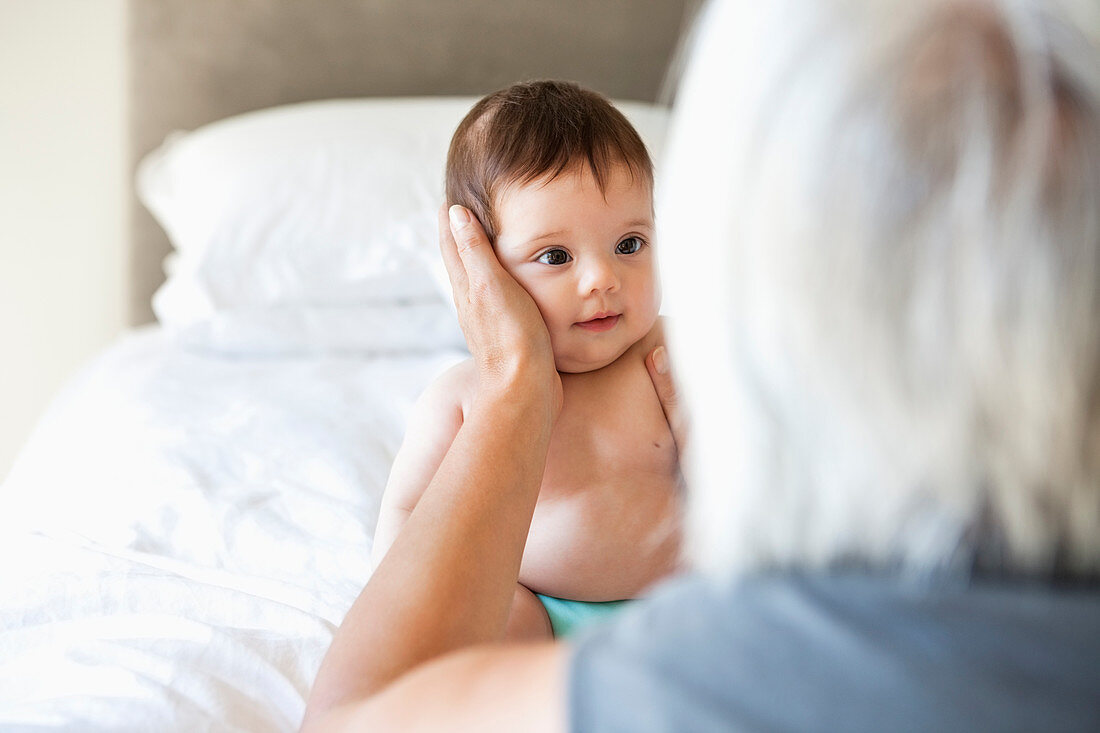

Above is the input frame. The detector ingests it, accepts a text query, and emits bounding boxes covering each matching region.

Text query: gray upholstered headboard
[128,0,695,325]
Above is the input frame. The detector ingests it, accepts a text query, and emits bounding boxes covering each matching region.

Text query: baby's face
[493,163,660,373]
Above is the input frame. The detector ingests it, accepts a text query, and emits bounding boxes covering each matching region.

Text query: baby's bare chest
[520,356,682,599]
[540,360,678,496]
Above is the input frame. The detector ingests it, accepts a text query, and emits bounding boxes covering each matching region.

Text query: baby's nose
[578,258,620,294]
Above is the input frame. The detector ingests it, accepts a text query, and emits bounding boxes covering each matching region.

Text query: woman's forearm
[304,374,556,721]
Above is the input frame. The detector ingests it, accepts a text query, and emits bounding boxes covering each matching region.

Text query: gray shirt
[570,573,1100,732]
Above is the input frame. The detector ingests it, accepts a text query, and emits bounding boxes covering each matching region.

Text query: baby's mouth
[575,313,621,333]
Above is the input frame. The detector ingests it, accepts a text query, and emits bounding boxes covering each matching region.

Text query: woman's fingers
[438,204,469,303]
[437,203,560,408]
[646,345,690,460]
[441,203,514,305]
[447,205,496,277]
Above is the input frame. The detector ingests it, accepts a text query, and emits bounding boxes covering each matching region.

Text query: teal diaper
[535,593,631,638]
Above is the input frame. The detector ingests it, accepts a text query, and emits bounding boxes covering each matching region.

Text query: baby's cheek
[506,273,554,323]
[521,284,569,329]
[530,298,564,335]
[634,282,662,324]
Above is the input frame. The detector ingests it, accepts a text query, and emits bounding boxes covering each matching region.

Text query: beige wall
[0,0,128,481]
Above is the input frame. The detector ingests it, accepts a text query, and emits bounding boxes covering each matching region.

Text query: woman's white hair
[661,0,1100,579]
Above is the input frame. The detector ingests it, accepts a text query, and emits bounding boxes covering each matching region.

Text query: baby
[372,80,682,640]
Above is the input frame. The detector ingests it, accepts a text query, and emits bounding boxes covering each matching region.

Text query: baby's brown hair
[445,80,654,242]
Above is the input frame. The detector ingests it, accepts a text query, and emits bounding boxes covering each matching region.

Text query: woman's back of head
[663,0,1100,580]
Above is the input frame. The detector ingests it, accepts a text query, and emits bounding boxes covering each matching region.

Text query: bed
[0,2,688,729]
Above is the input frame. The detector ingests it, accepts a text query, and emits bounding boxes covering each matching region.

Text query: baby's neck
[557,341,641,378]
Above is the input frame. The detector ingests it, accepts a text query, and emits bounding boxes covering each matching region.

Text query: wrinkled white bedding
[0,326,466,731]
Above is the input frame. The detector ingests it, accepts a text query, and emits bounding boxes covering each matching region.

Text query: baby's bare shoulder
[432,358,477,391]
[422,358,477,417]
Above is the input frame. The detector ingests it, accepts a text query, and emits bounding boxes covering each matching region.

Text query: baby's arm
[370,361,471,570]
[371,358,551,640]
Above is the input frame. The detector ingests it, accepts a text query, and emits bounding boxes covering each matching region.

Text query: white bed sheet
[0,326,466,731]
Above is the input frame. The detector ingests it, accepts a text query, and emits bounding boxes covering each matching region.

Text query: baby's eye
[616,237,645,255]
[537,249,572,266]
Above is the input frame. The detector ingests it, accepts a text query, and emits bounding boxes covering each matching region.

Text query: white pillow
[138,97,670,354]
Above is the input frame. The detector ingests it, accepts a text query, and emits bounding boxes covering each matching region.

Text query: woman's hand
[440,205,563,415]
[646,344,690,470]
[303,208,568,729]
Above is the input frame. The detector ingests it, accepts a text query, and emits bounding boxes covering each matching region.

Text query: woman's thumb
[649,346,675,400]
[647,345,689,455]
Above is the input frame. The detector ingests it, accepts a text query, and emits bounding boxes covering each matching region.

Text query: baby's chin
[554,345,632,374]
